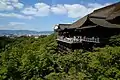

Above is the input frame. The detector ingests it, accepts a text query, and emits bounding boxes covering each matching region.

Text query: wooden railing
[57,36,100,43]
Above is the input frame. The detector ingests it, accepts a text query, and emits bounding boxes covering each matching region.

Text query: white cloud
[21,3,50,16]
[13,3,24,9]
[9,22,25,26]
[34,3,50,9]
[0,0,24,11]
[35,3,50,16]
[0,22,37,30]
[11,0,19,3]
[0,13,33,19]
[0,1,112,19]
[0,1,14,11]
[64,4,88,18]
[0,22,25,30]
[51,3,111,18]
[51,4,67,15]
[21,7,37,15]
[6,5,14,10]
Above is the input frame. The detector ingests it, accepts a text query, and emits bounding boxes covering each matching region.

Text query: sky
[0,0,119,31]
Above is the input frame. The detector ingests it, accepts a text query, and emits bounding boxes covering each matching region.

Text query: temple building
[54,2,120,51]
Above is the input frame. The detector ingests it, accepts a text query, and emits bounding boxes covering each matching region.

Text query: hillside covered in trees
[0,34,120,80]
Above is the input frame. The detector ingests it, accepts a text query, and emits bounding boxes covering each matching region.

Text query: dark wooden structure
[54,2,120,51]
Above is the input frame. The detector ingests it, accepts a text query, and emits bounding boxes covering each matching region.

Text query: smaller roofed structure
[54,24,71,31]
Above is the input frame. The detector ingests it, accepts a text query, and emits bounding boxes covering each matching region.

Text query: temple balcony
[56,36,100,44]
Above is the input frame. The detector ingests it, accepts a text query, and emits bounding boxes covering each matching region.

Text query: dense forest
[0,34,120,80]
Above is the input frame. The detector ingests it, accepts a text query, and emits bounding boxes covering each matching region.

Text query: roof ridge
[93,2,120,12]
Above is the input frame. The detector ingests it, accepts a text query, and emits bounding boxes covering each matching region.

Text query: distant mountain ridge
[0,30,53,35]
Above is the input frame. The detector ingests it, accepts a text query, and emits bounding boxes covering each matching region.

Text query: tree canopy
[0,34,120,80]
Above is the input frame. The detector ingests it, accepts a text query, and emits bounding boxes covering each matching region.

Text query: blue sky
[0,0,119,31]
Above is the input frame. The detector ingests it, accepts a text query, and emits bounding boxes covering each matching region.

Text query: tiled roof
[57,2,120,30]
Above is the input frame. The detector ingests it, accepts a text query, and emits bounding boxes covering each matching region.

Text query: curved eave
[69,16,88,29]
[77,25,97,29]
[90,18,120,28]
[106,10,120,20]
